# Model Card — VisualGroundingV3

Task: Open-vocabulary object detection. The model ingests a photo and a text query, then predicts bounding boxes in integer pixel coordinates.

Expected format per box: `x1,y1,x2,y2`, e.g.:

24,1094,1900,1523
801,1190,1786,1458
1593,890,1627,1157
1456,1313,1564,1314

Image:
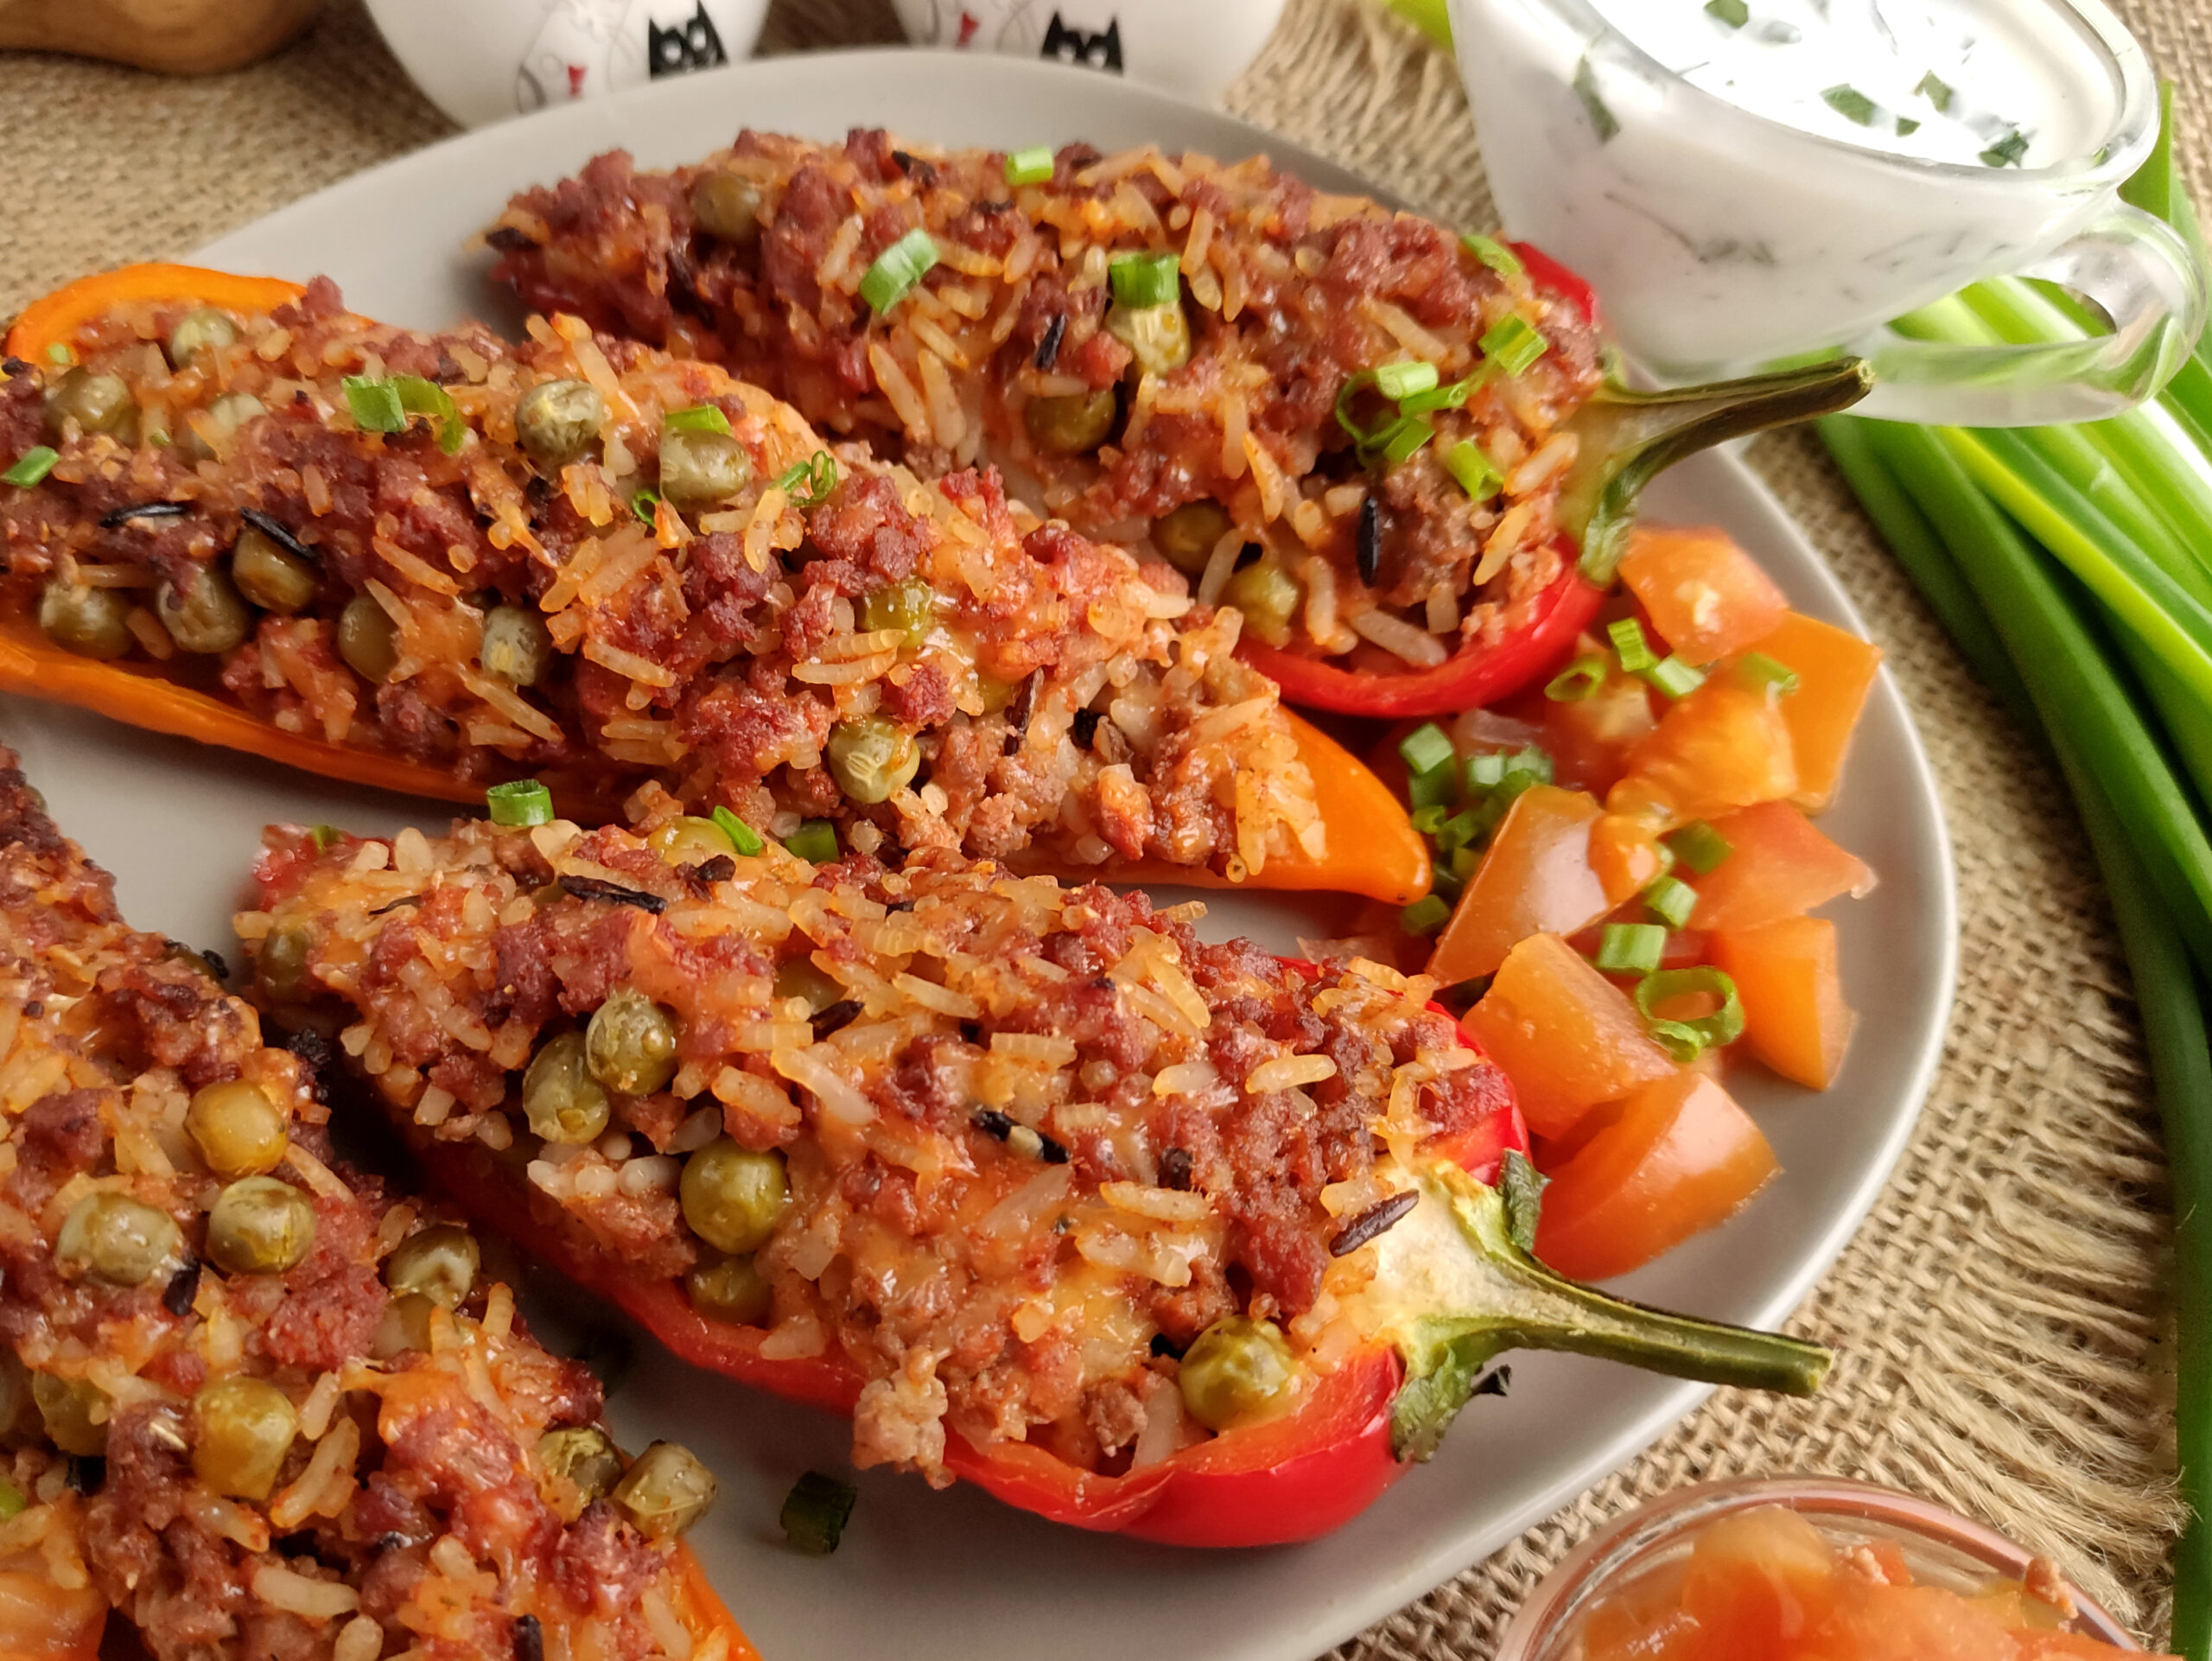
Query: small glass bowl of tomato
1495,1475,2149,1661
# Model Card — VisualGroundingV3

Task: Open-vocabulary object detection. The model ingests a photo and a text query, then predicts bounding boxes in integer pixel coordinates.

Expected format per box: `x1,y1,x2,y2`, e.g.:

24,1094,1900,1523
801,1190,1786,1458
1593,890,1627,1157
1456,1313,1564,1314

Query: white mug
1447,0,2208,423
365,0,769,130
890,0,1287,105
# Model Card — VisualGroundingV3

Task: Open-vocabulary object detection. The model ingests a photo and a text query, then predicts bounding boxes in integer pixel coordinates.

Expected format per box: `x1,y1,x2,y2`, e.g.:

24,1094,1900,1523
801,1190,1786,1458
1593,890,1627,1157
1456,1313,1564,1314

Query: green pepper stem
1562,359,1876,585
1376,1161,1830,1461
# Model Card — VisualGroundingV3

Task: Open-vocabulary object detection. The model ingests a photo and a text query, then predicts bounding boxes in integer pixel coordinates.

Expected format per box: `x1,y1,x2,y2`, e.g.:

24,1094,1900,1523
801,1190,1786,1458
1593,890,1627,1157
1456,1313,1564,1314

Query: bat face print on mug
889,0,1287,101
517,0,741,109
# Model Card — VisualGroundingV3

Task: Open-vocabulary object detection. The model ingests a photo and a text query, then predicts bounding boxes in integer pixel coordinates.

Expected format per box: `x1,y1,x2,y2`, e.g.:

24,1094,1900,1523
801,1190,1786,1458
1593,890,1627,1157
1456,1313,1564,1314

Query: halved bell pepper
2,265,1426,905
1234,246,1872,719
390,1060,1823,1547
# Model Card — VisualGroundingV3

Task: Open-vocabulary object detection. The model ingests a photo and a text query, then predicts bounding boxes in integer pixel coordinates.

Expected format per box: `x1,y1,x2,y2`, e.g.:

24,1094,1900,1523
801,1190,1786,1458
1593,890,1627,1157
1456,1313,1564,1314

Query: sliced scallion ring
1645,655,1707,699
1643,874,1699,929
1372,360,1440,401
1479,315,1549,377
1608,616,1657,674
1398,722,1457,778
392,375,467,455
664,404,733,436
780,1471,859,1556
1665,820,1733,875
1402,894,1452,936
1594,923,1666,975
1107,250,1182,310
785,819,839,864
632,488,664,526
711,805,765,857
1738,651,1801,695
1546,656,1609,702
1443,438,1503,501
1379,414,1435,468
859,230,940,315
774,449,840,509
1459,232,1525,282
486,780,555,828
3,446,58,488
342,375,406,434
1003,146,1056,187
1633,966,1745,1061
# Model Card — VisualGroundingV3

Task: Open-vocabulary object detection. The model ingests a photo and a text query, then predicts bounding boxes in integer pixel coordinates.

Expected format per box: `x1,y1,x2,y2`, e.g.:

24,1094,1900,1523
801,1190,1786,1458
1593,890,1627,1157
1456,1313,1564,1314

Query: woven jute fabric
0,0,2202,1649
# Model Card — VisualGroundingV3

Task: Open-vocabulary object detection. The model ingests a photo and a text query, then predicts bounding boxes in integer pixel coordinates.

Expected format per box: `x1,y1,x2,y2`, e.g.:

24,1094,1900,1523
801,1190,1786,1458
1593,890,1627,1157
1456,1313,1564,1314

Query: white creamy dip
1591,0,2107,170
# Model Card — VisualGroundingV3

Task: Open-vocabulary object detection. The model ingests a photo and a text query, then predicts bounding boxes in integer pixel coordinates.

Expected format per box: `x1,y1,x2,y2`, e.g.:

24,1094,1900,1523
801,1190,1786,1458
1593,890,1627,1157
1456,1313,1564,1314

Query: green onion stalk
1815,86,2212,1653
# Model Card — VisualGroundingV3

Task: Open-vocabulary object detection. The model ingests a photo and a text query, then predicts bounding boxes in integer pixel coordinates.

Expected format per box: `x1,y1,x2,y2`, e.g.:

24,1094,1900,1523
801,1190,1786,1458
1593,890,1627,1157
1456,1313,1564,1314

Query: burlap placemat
0,0,2199,1648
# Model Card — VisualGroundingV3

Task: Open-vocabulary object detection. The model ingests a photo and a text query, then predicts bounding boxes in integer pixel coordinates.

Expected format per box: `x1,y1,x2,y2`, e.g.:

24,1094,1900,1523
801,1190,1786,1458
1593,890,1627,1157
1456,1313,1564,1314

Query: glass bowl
1494,1475,2142,1661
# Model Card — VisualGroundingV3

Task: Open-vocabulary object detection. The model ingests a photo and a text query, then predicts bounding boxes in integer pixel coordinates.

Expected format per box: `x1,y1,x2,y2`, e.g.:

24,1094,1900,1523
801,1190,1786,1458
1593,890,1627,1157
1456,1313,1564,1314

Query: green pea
256,926,314,1002
687,1255,772,1327
1152,500,1234,577
860,576,936,648
385,1225,479,1309
37,579,131,660
230,526,316,614
44,368,135,441
1224,557,1302,648
191,1377,296,1501
206,1177,316,1276
825,716,919,805
336,592,399,683
1023,388,1117,455
585,988,680,1097
1178,1315,1300,1431
371,1291,436,1360
537,1425,625,1504
771,958,842,1013
1105,302,1192,378
186,1079,288,1179
54,1192,180,1287
648,817,738,867
521,1031,612,1146
513,379,606,476
611,1441,716,1539
165,307,238,370
31,1374,107,1458
156,563,251,655
690,172,765,244
480,603,553,686
658,429,750,510
679,1139,788,1256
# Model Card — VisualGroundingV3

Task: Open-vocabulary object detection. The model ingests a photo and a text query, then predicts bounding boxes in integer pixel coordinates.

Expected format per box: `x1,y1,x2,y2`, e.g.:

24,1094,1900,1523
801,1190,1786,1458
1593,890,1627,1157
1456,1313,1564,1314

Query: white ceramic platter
0,48,1956,1661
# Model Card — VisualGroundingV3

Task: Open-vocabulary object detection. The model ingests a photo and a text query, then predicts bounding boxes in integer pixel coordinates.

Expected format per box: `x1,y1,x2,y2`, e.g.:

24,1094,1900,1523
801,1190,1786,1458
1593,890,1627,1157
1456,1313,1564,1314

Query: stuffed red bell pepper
486,130,1872,716
238,797,1829,1546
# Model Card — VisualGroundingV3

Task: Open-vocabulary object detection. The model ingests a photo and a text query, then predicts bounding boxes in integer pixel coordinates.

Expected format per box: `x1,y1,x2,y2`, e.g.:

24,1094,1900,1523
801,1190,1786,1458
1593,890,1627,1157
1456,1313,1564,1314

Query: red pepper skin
1510,239,1601,328
388,962,1527,1548
1238,558,1608,719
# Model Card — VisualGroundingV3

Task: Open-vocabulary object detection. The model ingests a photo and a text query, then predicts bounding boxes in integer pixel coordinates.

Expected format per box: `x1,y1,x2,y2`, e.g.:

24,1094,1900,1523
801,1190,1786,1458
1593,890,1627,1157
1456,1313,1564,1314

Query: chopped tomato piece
1427,786,1610,983
1741,612,1883,812
1710,915,1855,1089
1797,1582,2031,1661
1608,678,1797,829
1505,647,1657,796
1619,525,1791,665
1578,1559,1701,1661
1677,1505,1837,1660
1534,1070,1778,1280
1688,802,1876,934
1590,812,1669,903
2017,1634,2176,1658
1465,933,1678,1140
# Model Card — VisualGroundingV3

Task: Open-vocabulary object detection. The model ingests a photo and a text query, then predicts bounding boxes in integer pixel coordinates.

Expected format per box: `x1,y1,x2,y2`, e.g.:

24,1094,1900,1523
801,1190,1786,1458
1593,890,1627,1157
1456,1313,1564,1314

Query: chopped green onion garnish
1634,966,1745,1061
1915,71,1955,112
1449,843,1481,881
1373,361,1440,401
1573,55,1619,143
343,375,406,433
1399,723,1458,778
1644,874,1700,930
1108,251,1182,310
712,805,765,856
664,404,733,436
44,343,71,365
1896,117,1923,137
1399,370,1491,416
781,1471,859,1556
1547,657,1609,702
775,449,840,509
1594,922,1666,974
1608,616,1657,674
1738,652,1800,695
1409,766,1461,811
1003,145,1056,186
308,824,342,852
393,375,467,455
1459,232,1525,283
1436,807,1484,855
1479,315,1548,377
3,446,58,488
1466,751,1506,790
0,1478,24,1521
859,230,940,315
1431,865,1466,904
1665,820,1733,875
1443,439,1503,501
1379,415,1435,467
632,489,663,525
1410,803,1451,835
486,780,555,827
1704,0,1748,25
1402,894,1453,936
785,818,839,864
1333,371,1387,446
1821,86,1879,127
1645,655,1707,698
1980,130,2029,169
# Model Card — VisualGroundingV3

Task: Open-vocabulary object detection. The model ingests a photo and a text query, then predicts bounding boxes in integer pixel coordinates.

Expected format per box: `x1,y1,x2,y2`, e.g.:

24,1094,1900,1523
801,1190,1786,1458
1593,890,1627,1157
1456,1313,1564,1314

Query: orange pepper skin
5,264,310,360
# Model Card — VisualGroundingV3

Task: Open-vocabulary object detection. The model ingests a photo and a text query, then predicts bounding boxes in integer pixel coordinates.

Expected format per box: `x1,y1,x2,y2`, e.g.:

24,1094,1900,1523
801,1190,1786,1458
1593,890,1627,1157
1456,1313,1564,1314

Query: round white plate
1,48,1956,1661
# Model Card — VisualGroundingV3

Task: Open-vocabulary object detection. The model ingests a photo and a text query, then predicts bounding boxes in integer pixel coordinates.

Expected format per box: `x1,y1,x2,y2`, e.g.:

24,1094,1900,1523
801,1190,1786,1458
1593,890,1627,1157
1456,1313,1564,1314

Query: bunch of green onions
1820,87,2212,1657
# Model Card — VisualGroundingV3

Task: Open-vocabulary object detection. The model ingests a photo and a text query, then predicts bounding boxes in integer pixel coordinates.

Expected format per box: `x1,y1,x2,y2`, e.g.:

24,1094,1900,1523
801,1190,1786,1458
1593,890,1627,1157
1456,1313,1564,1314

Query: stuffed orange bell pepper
0,747,754,1661
240,801,1828,1547
0,264,1425,905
